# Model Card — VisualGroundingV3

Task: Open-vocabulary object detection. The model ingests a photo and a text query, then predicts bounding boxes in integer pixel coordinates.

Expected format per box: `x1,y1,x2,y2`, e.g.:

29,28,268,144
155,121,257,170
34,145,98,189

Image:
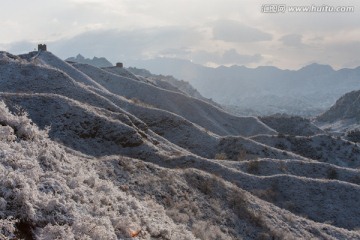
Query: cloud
212,19,272,42
46,27,204,62
192,49,262,65
1,1,360,69
191,51,218,64
323,41,360,68
158,48,191,58
222,49,262,64
280,34,305,47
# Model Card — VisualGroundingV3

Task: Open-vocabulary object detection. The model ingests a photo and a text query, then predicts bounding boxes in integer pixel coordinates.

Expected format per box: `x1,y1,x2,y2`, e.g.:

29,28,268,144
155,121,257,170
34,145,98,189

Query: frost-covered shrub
192,221,230,240
0,101,48,141
327,168,338,180
0,103,197,239
0,217,17,239
0,126,16,141
215,152,227,160
346,129,360,143
36,224,75,240
247,160,260,174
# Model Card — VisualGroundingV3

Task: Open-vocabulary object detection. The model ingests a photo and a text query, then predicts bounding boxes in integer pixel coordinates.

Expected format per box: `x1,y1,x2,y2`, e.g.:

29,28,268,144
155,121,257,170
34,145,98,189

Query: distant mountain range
66,54,113,68
128,58,360,116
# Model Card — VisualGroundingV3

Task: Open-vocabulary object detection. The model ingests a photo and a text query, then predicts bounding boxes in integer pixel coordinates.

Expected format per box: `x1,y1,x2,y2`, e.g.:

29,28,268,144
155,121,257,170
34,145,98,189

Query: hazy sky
1,0,359,69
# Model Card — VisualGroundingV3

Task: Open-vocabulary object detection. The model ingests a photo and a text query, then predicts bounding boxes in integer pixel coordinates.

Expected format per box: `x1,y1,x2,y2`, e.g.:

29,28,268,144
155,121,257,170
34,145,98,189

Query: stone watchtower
38,44,47,51
116,62,123,68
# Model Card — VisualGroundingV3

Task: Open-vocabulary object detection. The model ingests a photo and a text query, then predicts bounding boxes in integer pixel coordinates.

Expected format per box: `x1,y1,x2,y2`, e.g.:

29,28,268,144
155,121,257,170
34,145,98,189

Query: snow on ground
259,114,324,136
1,50,360,239
252,134,360,168
1,102,360,239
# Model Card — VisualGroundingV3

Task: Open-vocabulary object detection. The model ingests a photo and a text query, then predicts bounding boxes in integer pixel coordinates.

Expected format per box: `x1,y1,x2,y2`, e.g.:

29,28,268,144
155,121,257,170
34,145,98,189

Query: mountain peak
299,63,334,74
66,54,113,68
76,54,85,60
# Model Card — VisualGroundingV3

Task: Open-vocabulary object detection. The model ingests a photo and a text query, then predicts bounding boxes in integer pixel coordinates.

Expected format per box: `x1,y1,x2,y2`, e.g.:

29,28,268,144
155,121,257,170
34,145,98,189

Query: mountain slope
259,114,324,136
0,51,276,160
125,67,219,106
317,90,360,122
70,62,275,137
315,90,360,132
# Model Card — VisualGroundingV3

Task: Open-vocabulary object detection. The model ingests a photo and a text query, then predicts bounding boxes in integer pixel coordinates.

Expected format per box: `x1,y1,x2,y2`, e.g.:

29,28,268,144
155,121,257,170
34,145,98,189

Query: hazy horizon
1,0,359,70
68,54,360,71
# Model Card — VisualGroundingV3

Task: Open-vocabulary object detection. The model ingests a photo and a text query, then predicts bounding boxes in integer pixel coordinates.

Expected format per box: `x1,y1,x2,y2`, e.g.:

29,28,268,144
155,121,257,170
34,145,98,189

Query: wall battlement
38,44,47,51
